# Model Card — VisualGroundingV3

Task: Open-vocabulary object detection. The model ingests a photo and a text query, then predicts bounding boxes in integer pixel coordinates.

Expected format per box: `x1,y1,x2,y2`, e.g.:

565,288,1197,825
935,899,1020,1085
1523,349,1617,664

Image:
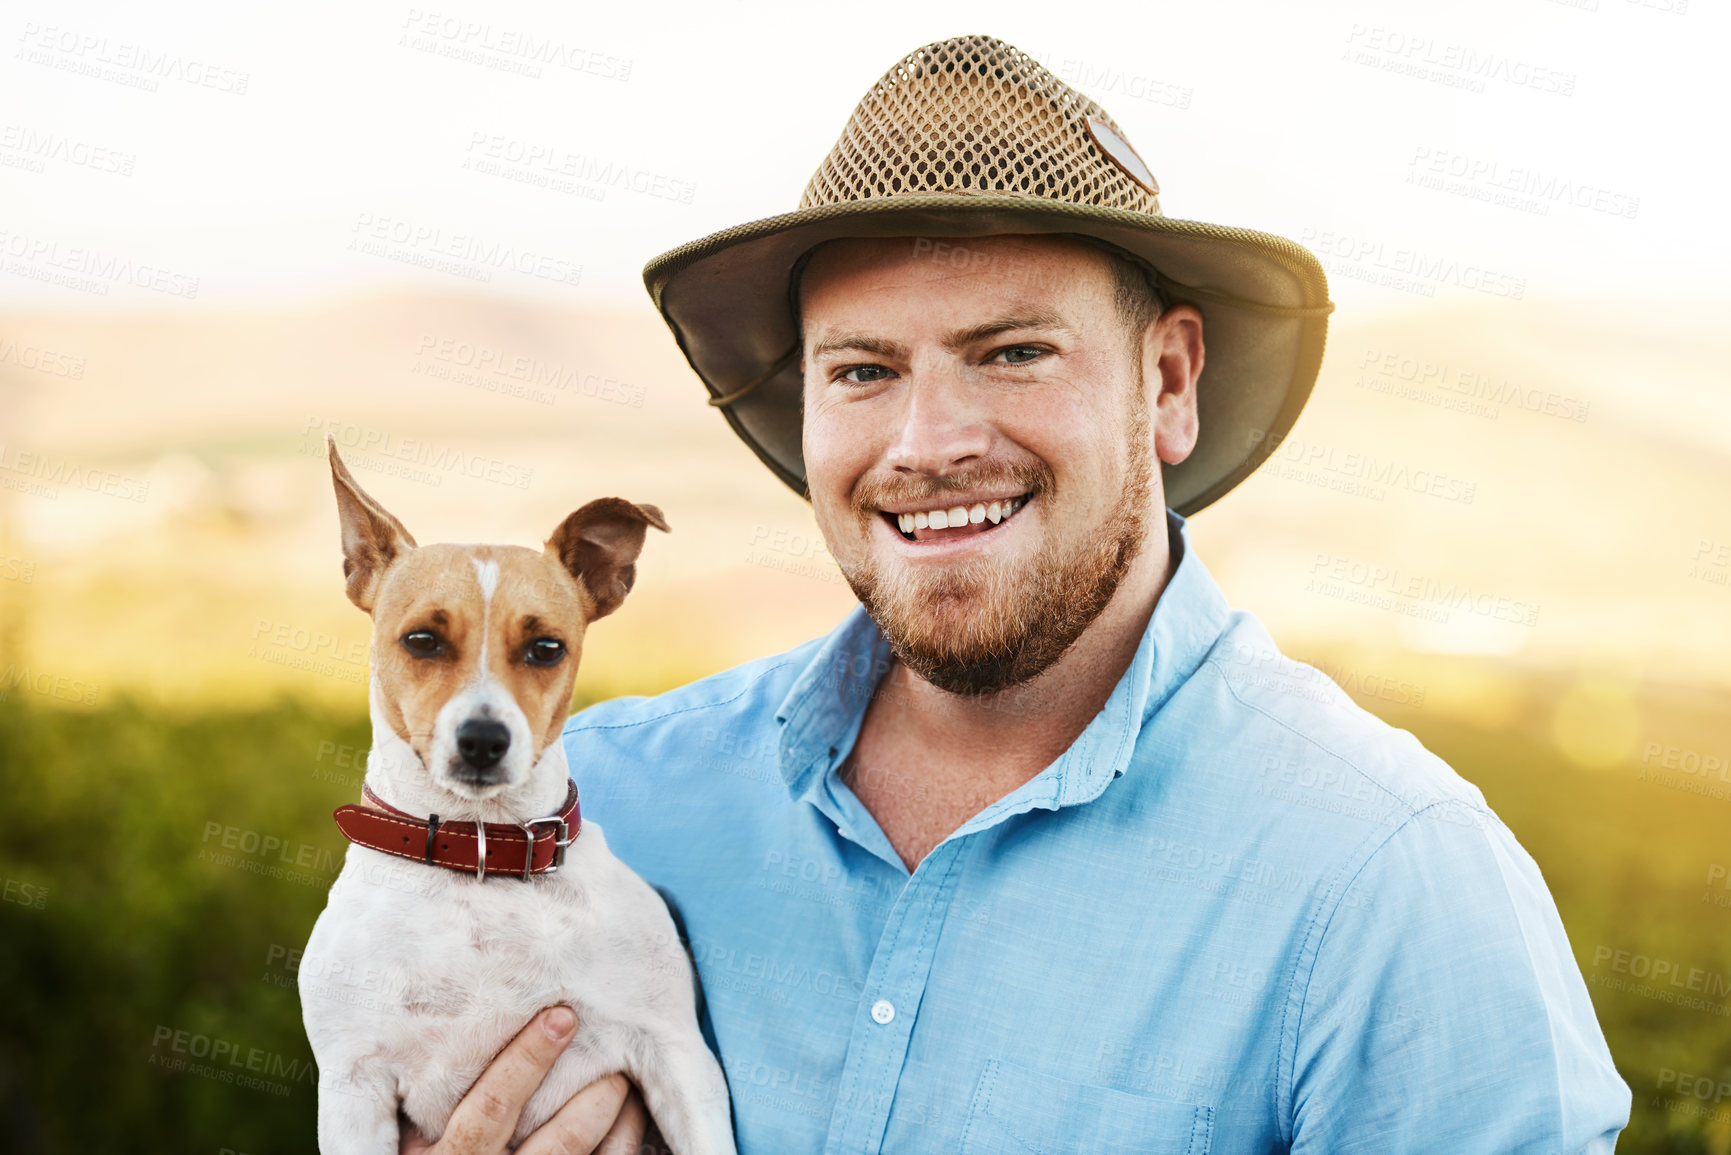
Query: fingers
597,1087,652,1155
639,1113,670,1155
516,1073,633,1155
400,1113,432,1155
437,1006,579,1153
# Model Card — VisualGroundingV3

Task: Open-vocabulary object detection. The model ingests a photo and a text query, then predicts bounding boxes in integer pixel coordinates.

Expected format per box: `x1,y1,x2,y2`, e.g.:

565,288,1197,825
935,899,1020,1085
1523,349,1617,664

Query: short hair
1063,234,1168,349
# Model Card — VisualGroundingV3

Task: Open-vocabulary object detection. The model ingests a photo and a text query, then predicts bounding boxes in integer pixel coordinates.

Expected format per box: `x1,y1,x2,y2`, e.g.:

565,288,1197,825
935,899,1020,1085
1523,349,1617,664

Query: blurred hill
0,290,1727,730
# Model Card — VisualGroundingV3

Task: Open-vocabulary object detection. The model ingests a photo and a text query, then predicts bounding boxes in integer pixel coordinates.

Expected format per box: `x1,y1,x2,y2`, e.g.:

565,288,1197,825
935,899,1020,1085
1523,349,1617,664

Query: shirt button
870,999,895,1025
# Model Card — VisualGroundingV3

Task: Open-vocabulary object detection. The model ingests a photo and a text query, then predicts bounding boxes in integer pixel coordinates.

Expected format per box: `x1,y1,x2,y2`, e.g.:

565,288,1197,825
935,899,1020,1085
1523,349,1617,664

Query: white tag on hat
1085,116,1160,195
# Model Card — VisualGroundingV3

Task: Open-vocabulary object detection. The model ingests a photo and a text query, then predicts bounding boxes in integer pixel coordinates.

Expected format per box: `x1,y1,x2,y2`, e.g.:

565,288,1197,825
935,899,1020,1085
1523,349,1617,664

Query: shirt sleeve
1287,798,1630,1154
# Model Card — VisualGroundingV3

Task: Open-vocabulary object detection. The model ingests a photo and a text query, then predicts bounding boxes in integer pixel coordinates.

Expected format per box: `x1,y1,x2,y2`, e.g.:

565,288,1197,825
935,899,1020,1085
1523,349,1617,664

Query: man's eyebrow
809,334,907,359
808,312,1074,360
943,311,1074,350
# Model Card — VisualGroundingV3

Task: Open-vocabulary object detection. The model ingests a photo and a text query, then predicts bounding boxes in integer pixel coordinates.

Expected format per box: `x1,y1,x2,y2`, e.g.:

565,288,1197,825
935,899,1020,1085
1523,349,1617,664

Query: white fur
300,670,736,1153
424,675,534,801
418,558,532,802
472,557,500,601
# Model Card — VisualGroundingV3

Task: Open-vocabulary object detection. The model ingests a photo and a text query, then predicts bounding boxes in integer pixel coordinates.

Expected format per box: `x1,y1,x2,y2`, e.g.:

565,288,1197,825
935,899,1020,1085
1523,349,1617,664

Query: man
411,35,1629,1154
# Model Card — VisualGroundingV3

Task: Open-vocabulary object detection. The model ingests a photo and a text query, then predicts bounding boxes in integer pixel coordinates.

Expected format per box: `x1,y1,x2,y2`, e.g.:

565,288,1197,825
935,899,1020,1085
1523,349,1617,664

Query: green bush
0,694,365,1153
1,693,1726,1152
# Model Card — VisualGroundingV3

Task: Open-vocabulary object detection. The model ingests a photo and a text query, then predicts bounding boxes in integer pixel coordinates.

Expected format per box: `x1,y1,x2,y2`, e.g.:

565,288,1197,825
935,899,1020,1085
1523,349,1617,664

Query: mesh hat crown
643,34,1334,515
800,36,1161,212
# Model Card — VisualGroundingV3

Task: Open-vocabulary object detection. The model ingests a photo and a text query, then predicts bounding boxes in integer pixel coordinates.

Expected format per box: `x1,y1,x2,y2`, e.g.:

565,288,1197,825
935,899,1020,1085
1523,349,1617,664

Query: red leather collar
333,780,579,881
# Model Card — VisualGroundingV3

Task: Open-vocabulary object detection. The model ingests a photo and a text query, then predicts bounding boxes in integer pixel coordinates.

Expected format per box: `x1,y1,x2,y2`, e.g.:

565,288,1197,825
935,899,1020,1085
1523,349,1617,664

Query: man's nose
883,374,991,476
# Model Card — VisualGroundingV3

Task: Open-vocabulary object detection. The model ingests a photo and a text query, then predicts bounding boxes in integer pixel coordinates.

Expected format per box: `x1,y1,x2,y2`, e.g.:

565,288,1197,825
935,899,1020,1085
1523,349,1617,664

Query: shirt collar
772,509,1232,810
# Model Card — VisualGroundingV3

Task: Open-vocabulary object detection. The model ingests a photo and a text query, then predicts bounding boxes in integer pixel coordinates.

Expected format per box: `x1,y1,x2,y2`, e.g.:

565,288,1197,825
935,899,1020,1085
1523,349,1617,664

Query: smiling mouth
882,494,1031,543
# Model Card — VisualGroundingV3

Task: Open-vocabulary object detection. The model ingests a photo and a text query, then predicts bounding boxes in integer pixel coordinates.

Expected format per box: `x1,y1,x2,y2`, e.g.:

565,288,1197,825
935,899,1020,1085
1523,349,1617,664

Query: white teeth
892,495,1028,537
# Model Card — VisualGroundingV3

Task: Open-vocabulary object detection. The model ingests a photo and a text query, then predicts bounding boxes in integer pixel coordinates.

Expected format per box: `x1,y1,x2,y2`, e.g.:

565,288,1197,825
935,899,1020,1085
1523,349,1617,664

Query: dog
299,436,736,1154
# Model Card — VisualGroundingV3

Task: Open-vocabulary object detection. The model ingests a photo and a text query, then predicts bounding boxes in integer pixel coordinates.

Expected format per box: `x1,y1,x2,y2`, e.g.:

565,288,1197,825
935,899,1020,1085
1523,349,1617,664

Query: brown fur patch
544,499,670,621
329,439,666,759
370,545,589,764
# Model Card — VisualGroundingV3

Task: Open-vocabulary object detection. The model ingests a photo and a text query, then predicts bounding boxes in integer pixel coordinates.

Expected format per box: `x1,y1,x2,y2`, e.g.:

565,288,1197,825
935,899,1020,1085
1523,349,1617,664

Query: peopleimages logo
1407,146,1639,220
0,229,200,298
411,335,646,408
148,1025,314,1097
1354,347,1591,423
0,123,136,176
15,23,251,95
0,337,86,379
0,444,149,502
397,9,633,82
462,132,696,204
1247,428,1478,505
347,212,582,288
1306,552,1542,627
303,417,536,490
1589,945,1731,1013
1341,24,1577,96
1298,227,1526,300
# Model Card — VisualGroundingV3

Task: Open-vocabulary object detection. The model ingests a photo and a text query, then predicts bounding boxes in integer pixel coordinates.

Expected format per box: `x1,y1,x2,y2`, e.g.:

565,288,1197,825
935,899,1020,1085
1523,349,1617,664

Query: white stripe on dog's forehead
471,558,500,599
471,557,500,667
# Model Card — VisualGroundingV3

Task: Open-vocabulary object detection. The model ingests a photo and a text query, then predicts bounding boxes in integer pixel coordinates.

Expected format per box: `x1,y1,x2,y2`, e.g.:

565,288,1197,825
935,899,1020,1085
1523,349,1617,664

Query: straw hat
642,34,1334,515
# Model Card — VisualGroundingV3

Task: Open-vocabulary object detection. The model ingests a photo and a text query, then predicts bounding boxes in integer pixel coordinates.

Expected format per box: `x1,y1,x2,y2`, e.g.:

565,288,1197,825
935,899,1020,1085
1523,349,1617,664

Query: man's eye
401,630,443,657
837,365,893,384
525,637,566,667
994,345,1044,365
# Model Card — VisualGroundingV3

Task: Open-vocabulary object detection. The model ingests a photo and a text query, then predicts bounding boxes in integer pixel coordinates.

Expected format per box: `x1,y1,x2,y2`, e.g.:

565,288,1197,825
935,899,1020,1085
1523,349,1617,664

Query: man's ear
545,499,671,621
328,434,417,613
1148,303,1204,466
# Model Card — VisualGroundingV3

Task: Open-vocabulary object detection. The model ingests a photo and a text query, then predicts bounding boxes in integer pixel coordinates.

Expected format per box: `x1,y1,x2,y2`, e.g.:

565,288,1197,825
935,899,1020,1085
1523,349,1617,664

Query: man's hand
399,1006,656,1155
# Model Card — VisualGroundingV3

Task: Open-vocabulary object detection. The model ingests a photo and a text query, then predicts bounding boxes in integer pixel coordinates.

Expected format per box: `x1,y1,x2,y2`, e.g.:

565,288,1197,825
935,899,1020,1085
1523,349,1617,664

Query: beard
837,388,1155,697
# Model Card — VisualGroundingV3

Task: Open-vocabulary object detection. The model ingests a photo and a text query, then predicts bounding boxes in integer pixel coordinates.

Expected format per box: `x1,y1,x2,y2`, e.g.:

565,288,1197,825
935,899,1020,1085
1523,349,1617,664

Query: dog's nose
456,719,511,770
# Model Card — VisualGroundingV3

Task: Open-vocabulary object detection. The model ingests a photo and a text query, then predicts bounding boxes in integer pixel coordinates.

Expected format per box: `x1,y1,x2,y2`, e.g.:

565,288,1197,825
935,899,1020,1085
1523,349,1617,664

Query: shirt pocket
957,1058,1213,1155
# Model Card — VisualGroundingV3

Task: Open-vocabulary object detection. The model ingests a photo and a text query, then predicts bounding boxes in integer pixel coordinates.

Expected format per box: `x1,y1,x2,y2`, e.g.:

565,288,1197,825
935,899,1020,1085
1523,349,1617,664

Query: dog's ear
327,434,418,613
545,499,670,621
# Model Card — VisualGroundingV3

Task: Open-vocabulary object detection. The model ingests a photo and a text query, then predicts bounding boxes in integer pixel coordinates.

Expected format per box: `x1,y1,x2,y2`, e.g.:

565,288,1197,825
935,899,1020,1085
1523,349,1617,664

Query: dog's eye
525,637,566,667
401,630,443,657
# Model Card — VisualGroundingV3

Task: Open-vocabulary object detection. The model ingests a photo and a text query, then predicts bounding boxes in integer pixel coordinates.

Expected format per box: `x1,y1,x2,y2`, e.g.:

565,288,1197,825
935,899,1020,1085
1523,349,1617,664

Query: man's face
799,234,1199,695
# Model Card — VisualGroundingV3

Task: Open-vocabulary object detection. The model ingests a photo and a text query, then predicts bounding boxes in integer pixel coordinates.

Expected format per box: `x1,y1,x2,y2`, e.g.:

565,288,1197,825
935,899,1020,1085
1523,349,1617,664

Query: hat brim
642,195,1332,516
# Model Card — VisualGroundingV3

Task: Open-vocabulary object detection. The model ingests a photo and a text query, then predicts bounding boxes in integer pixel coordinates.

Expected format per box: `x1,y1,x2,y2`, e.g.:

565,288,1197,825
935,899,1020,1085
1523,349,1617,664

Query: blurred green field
2,684,1727,1153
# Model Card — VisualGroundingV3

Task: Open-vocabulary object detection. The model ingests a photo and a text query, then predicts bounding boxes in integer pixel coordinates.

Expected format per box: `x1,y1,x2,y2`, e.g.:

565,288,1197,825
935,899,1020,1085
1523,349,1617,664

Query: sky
2,0,1726,317
2,0,1729,702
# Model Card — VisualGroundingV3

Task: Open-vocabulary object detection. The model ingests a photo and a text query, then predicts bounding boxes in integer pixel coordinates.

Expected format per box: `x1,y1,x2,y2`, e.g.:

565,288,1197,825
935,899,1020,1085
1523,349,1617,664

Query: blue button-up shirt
562,512,1630,1153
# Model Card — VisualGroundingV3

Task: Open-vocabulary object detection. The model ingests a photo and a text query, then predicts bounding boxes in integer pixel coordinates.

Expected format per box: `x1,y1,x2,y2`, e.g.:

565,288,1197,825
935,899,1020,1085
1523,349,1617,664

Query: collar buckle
519,816,571,881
